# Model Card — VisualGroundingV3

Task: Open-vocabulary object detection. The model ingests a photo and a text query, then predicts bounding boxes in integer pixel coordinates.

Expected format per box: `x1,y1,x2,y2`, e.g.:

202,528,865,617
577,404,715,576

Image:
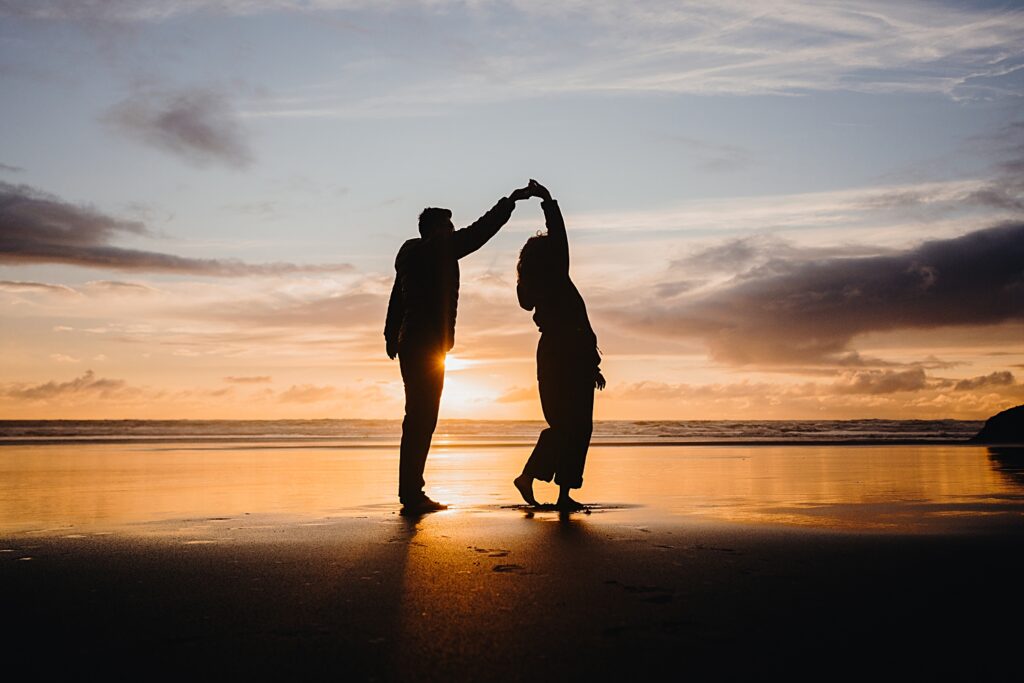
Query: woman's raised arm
529,180,569,272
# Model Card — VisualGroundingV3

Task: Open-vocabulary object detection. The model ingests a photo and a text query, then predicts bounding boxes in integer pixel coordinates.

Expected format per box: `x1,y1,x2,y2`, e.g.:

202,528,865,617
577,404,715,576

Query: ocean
0,418,983,445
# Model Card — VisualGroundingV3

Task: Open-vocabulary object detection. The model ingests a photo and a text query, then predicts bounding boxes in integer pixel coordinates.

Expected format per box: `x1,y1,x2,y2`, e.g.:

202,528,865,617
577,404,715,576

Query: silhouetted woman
513,180,605,511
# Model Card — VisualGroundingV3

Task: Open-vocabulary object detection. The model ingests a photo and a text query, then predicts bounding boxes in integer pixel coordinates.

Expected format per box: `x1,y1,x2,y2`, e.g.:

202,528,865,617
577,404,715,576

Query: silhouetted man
385,183,533,514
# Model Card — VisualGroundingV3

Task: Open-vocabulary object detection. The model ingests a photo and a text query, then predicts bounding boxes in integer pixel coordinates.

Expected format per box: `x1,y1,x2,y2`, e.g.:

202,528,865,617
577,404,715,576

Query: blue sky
1,1,1022,419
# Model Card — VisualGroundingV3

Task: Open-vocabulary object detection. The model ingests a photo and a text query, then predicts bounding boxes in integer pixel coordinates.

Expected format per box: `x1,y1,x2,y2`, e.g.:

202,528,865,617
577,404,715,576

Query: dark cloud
0,162,23,173
0,182,351,275
831,369,927,395
624,222,1024,365
3,370,128,401
103,86,253,168
224,375,272,384
0,279,77,295
954,371,1015,392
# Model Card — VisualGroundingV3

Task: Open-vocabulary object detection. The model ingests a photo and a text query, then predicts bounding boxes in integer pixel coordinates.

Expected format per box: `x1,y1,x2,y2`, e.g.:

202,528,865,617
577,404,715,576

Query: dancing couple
384,180,605,515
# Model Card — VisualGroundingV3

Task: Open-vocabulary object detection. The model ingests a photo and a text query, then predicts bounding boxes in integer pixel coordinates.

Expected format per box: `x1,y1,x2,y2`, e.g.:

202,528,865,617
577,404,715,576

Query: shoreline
0,437,996,447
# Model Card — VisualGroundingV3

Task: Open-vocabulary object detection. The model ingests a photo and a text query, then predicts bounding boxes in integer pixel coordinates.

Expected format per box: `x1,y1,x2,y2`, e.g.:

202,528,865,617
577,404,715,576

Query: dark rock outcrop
972,404,1024,444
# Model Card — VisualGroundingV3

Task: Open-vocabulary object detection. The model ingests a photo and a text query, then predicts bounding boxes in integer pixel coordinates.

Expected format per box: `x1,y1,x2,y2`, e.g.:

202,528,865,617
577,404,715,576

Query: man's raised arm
453,183,532,259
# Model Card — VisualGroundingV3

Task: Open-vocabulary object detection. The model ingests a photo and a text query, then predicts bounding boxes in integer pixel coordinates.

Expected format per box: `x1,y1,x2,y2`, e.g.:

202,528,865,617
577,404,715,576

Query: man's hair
418,207,453,237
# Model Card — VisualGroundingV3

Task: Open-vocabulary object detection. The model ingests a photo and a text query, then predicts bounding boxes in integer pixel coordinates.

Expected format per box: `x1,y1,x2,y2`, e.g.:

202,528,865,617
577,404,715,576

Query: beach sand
2,442,1023,680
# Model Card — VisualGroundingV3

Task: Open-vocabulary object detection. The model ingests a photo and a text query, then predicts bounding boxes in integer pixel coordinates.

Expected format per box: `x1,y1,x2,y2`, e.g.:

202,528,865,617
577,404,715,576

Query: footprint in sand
604,579,674,604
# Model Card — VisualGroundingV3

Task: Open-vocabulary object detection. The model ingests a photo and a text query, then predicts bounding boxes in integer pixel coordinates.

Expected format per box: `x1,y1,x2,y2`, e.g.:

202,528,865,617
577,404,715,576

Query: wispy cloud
0,280,78,295
496,386,536,403
0,162,23,173
224,375,272,384
608,370,1024,419
0,182,351,275
666,135,755,173
83,280,157,294
278,384,337,403
562,174,1023,238
103,85,254,168
6,2,1021,111
2,370,130,401
197,288,386,329
244,1,1024,117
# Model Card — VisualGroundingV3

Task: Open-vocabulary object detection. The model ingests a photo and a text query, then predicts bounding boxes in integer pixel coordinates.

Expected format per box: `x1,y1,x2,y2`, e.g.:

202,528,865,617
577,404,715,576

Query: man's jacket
385,197,514,355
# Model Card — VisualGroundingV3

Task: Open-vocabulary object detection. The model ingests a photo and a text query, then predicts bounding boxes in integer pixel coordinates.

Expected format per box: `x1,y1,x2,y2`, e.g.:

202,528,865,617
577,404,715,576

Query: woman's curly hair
517,232,557,286
516,232,558,310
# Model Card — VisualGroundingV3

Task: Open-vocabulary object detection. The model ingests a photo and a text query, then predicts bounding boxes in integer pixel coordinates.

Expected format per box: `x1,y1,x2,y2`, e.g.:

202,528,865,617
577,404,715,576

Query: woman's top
516,200,600,374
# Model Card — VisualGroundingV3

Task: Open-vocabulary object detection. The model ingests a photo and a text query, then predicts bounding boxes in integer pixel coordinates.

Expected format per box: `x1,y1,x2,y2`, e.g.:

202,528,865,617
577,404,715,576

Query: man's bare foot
513,474,538,506
556,495,585,512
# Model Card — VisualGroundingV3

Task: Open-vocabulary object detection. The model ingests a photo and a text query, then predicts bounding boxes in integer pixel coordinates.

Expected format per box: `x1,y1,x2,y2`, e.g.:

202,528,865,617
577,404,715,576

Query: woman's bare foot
513,474,538,506
556,494,585,512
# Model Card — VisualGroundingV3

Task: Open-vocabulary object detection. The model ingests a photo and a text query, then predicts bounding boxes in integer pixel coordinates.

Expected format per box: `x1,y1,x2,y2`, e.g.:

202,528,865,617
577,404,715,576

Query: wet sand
2,443,1023,679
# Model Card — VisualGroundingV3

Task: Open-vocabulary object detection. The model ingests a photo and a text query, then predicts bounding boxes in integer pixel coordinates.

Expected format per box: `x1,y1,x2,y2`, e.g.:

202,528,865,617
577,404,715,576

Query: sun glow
442,355,480,372
439,375,494,417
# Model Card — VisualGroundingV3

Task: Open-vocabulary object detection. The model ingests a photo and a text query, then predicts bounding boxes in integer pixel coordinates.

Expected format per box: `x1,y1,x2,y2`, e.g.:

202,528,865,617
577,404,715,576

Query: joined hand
510,179,553,202
509,183,533,202
528,179,552,202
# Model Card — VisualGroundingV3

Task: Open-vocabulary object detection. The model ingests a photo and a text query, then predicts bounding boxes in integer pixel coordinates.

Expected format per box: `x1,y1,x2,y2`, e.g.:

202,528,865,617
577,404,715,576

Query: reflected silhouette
518,502,594,522
385,182,535,514
513,180,604,513
987,446,1024,487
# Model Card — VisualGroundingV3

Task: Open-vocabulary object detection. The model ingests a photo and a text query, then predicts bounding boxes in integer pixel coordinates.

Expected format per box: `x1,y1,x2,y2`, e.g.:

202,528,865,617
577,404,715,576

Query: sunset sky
1,0,1022,420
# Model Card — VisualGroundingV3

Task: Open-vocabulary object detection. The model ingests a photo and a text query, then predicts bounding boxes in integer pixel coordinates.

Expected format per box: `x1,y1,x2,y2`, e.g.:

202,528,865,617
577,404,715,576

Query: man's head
418,207,454,239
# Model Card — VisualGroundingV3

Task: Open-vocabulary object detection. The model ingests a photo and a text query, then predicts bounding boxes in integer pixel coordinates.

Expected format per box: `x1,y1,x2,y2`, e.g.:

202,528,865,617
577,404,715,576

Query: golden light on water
1,443,1020,534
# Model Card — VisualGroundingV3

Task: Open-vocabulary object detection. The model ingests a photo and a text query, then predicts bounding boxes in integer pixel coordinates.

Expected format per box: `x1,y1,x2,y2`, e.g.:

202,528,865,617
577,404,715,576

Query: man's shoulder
395,237,423,269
